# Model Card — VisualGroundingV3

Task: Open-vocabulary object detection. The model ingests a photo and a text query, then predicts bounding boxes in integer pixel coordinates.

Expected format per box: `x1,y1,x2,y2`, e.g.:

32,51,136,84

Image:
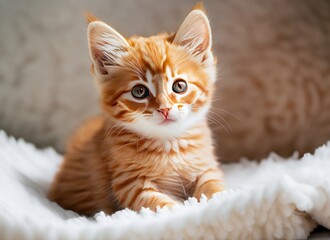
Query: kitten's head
87,7,216,138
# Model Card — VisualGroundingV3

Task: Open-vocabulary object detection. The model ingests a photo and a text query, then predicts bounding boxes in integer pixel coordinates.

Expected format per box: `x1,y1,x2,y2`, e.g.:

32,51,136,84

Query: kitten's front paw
194,183,224,200
161,202,175,209
157,202,180,211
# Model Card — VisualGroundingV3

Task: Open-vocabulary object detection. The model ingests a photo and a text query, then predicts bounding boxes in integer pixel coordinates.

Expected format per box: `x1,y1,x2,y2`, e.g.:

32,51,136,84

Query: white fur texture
0,130,329,239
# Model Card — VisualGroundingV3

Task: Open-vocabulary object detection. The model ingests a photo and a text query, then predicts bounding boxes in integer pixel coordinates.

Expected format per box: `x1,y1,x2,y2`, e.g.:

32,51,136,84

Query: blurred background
0,0,330,162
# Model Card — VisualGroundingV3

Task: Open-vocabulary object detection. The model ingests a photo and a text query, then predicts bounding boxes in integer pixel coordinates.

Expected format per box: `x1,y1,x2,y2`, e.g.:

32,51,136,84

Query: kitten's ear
87,21,129,76
173,9,212,62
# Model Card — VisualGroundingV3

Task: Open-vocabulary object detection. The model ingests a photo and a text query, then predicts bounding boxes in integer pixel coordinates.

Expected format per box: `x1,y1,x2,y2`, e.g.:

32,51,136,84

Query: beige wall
1,0,330,162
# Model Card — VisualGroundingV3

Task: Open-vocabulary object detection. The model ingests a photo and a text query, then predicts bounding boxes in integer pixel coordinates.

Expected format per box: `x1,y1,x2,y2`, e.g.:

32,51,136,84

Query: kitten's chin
123,118,184,139
158,119,176,125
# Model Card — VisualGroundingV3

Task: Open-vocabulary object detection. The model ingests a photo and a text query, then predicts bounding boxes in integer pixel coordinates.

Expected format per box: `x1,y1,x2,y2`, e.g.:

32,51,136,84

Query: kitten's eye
172,79,187,94
131,85,150,99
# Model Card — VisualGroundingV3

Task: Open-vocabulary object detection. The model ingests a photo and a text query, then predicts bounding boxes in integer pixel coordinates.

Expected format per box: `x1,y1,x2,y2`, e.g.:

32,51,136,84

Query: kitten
48,6,224,216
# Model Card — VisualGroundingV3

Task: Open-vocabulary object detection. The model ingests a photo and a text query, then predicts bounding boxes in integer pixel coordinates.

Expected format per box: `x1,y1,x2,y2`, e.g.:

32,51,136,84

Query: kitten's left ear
173,9,212,62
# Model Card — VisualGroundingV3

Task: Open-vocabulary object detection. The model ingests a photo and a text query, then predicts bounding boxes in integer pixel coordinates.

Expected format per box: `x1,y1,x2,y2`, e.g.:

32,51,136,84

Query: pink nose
157,108,170,118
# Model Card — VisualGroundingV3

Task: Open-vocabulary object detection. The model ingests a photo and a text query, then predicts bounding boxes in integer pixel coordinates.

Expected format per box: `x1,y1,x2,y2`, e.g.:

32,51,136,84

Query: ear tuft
173,9,212,60
193,2,206,12
84,11,99,24
87,21,129,76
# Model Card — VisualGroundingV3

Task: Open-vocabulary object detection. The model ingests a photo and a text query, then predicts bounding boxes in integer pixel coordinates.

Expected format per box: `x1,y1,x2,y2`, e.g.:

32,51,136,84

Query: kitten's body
49,6,224,215
49,116,220,215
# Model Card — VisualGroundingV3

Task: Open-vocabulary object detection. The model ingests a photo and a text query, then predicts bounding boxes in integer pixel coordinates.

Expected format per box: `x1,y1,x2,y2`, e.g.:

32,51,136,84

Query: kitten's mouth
159,119,175,125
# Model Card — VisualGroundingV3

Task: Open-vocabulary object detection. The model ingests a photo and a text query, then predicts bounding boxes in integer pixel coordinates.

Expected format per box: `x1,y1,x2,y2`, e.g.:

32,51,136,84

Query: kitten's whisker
208,110,233,132
208,117,230,135
117,101,131,111
207,115,231,136
105,122,121,139
114,125,127,138
210,98,225,103
210,108,245,125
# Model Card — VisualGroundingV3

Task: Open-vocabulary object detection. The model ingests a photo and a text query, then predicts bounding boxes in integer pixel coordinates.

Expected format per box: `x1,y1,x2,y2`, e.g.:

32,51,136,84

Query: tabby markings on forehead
145,70,156,96
140,49,156,72
139,40,168,74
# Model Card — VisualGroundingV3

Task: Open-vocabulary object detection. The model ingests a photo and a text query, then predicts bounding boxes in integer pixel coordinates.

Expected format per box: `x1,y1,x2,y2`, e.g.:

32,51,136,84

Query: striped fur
48,7,224,215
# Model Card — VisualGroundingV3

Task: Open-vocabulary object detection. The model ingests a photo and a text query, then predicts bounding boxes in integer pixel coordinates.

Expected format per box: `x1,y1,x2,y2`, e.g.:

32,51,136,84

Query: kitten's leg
115,183,177,211
193,168,224,200
131,189,177,211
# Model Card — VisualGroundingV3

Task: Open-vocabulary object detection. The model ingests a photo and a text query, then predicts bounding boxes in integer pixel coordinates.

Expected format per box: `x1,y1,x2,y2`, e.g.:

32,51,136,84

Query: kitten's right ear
87,21,129,76
173,8,212,63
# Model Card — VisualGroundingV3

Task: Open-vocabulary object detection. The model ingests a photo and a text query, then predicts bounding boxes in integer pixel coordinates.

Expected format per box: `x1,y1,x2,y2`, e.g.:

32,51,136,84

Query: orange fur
48,7,224,215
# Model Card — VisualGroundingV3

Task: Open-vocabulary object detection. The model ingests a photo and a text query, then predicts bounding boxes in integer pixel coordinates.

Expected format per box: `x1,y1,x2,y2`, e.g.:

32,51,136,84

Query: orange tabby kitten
48,6,224,216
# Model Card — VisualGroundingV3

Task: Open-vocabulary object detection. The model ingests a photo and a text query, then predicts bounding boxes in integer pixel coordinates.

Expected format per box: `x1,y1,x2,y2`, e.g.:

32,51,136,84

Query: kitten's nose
157,108,170,118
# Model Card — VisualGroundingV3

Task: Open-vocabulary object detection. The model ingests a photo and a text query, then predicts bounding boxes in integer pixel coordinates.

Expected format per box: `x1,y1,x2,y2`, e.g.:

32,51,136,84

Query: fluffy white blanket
0,130,329,240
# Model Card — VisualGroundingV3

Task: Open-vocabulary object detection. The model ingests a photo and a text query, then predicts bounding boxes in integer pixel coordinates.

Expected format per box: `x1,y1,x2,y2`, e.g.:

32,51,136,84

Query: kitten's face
88,9,216,138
